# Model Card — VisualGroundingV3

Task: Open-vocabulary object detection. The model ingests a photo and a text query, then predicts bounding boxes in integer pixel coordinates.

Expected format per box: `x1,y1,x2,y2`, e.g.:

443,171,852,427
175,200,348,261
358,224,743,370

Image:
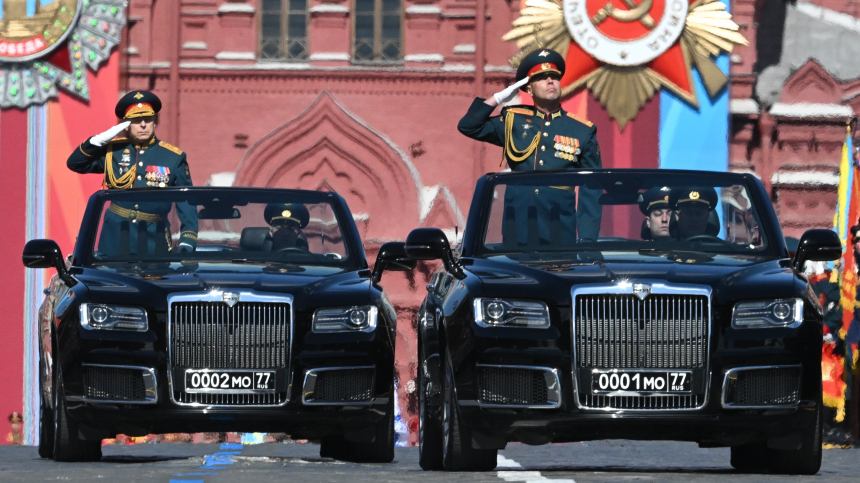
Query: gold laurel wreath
503,0,749,130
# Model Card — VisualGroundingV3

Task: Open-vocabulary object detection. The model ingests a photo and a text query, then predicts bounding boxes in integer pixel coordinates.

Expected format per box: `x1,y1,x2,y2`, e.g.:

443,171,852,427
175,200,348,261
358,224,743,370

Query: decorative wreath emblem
0,0,127,109
504,0,748,128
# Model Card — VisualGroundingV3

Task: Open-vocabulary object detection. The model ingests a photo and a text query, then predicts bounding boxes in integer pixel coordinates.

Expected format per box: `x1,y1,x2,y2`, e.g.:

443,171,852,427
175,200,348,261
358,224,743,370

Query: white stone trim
310,3,350,13
404,53,444,63
441,63,476,72
769,102,854,118
182,41,208,50
406,5,442,15
795,2,860,34
771,171,839,186
309,52,351,61
125,46,139,55
484,64,515,72
131,61,170,69
218,3,255,14
215,51,256,60
730,98,760,115
453,44,475,54
180,62,311,70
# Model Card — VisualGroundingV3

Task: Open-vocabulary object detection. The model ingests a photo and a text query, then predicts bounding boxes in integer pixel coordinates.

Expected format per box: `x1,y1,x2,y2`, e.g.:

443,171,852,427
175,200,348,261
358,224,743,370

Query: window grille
353,0,402,63
260,0,309,61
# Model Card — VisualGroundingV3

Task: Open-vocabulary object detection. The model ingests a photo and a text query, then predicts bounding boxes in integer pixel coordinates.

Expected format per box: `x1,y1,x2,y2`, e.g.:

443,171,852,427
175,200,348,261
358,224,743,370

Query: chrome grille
170,302,289,369
574,294,708,369
169,297,291,406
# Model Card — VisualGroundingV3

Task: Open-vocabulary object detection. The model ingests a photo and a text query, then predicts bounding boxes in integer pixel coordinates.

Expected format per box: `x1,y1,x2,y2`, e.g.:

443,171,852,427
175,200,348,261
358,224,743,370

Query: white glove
492,77,530,105
89,121,130,147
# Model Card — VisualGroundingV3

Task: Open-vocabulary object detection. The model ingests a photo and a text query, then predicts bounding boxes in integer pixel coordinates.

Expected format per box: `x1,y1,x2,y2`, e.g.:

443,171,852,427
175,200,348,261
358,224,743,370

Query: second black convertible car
406,169,841,474
23,187,415,462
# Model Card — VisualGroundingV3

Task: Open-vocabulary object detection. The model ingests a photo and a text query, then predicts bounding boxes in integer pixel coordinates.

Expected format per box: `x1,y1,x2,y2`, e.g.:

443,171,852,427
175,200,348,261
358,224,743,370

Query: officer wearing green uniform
67,90,198,257
458,48,602,244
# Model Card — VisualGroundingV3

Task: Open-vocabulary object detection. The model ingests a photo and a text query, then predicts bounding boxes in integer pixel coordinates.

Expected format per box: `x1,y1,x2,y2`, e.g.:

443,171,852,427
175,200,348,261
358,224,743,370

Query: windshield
477,171,775,262
86,189,354,268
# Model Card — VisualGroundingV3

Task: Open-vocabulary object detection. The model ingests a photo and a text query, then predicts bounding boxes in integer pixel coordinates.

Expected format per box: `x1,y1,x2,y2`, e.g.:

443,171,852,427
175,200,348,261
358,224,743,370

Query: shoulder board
506,107,535,116
159,141,184,155
108,137,128,144
566,112,594,127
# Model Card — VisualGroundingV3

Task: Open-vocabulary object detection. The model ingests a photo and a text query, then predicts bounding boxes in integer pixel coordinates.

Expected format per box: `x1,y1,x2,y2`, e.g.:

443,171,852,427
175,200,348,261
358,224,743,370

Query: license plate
591,369,692,394
185,370,275,393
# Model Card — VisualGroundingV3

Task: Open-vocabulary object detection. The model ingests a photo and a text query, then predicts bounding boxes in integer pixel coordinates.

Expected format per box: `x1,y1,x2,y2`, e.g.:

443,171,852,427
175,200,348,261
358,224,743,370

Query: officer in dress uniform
264,203,310,251
669,187,719,239
67,90,198,257
458,48,602,244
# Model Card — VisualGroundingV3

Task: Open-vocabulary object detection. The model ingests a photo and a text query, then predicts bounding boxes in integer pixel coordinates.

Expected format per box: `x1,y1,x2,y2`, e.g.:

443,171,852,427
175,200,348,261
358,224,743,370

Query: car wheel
52,367,102,462
766,401,822,475
418,344,443,471
729,441,767,472
320,392,395,463
441,358,497,471
37,357,54,459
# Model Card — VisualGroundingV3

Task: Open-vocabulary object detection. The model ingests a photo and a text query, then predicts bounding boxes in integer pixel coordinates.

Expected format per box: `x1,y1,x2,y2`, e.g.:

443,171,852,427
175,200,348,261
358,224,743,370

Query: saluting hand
89,121,131,147
491,77,530,105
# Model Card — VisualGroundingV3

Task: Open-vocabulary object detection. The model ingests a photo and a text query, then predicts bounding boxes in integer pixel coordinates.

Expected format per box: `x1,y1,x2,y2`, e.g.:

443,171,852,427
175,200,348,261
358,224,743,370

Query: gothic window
353,0,402,63
260,0,309,61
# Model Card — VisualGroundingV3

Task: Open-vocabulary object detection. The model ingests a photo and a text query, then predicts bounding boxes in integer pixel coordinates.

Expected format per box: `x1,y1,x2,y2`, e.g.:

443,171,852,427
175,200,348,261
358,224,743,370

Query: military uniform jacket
67,136,198,253
457,98,603,242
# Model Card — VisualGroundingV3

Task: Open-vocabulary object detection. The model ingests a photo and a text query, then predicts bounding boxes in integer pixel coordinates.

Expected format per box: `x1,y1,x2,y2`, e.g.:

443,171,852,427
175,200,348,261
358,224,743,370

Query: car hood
73,263,372,311
467,256,798,306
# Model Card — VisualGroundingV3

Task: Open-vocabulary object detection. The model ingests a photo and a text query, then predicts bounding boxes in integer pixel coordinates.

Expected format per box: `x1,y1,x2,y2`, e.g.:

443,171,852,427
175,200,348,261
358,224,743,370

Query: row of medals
145,171,168,188
554,142,580,161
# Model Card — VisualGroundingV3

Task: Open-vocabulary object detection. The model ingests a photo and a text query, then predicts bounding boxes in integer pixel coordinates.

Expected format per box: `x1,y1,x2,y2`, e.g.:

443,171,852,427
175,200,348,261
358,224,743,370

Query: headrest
240,227,272,251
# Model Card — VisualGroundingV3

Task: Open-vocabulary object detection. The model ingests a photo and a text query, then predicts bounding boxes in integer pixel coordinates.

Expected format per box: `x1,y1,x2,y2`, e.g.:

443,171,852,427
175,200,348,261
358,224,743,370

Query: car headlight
474,298,550,328
312,306,378,333
79,303,148,331
732,299,803,328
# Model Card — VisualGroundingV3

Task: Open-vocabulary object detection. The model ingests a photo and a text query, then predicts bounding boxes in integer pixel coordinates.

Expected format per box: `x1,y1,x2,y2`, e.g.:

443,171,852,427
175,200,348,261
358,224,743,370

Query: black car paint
32,188,398,441
415,170,828,449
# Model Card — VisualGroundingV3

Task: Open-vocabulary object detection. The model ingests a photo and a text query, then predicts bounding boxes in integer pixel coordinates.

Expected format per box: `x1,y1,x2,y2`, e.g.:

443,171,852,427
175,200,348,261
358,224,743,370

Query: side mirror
405,228,465,279
22,239,76,286
793,229,842,272
371,242,417,284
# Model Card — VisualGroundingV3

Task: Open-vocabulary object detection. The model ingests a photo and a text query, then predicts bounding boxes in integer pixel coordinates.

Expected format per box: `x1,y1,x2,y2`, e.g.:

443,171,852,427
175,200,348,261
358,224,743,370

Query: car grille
312,368,375,403
170,301,290,406
574,292,709,410
83,366,147,402
724,366,801,407
477,366,549,406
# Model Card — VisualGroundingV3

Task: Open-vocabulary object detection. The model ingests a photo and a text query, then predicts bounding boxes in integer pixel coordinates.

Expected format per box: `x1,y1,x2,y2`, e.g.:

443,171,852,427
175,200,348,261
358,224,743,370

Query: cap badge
282,210,292,218
538,50,549,57
134,92,144,99
690,191,700,199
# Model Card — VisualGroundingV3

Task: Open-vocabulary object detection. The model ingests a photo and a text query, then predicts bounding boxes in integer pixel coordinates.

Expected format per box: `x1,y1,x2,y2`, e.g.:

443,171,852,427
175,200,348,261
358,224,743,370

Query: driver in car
264,203,310,251
670,188,718,239
640,186,673,241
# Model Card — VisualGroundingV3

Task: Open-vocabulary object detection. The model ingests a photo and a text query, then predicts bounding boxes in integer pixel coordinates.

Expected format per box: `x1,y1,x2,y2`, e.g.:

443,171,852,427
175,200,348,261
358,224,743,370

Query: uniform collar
133,136,157,149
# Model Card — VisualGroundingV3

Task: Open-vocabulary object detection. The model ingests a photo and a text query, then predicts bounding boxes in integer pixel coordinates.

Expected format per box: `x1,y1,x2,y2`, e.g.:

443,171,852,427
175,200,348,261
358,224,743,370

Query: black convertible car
405,169,841,474
22,187,414,462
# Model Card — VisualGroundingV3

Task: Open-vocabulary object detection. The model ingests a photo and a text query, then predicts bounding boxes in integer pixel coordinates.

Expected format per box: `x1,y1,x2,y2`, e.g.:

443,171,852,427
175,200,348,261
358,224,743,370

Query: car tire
766,401,822,475
37,356,54,459
320,394,395,463
418,343,443,471
729,441,767,472
52,368,102,462
441,359,497,471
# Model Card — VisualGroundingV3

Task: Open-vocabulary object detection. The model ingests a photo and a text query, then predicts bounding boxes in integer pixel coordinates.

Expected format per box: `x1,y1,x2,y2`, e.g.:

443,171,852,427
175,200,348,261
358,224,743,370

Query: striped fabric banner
24,105,48,445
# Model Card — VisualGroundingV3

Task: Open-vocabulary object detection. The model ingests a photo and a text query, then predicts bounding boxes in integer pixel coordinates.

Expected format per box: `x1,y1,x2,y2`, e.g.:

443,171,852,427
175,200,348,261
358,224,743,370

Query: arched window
353,0,402,63
260,0,309,60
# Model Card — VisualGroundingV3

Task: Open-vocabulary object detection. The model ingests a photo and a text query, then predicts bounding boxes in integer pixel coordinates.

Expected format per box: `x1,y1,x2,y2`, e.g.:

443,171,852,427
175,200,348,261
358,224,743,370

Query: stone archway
234,91,422,241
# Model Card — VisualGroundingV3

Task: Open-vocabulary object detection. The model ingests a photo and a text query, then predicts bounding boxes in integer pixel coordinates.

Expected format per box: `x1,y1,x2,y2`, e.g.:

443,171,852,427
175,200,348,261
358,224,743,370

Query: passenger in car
264,203,310,251
670,188,719,239
639,186,673,241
